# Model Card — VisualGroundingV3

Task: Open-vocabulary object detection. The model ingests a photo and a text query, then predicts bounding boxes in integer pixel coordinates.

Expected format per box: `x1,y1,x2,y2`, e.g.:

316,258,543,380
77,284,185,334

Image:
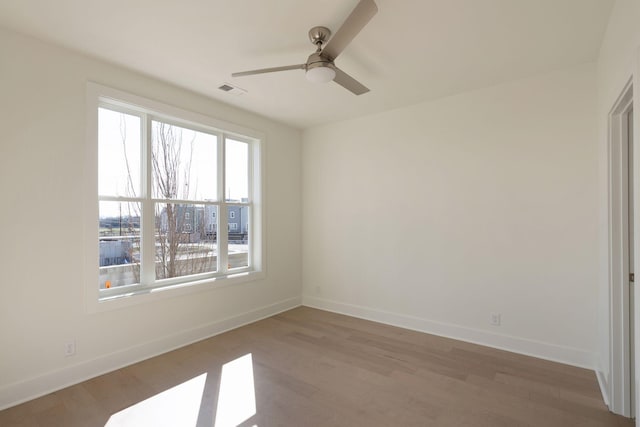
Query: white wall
595,0,640,412
0,27,302,409
302,64,599,367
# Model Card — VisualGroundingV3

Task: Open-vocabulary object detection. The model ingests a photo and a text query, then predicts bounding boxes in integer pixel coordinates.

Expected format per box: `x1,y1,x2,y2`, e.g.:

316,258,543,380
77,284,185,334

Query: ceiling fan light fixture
305,65,336,84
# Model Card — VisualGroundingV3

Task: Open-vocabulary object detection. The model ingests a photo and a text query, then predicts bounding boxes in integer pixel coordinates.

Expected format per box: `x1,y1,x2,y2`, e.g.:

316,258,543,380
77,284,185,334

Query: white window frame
84,83,265,312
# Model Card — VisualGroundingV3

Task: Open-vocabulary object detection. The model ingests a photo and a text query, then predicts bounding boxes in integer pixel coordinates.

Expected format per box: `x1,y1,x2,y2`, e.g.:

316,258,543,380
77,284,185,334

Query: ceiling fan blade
321,0,378,61
333,67,369,95
232,64,305,77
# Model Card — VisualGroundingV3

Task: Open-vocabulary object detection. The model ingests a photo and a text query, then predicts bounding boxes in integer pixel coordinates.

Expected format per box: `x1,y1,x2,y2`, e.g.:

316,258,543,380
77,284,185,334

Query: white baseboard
302,296,596,369
596,370,610,408
0,296,301,411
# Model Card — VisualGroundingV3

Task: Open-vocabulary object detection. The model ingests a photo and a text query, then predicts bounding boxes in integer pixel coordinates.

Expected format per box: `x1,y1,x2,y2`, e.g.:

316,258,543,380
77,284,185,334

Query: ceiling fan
232,0,378,95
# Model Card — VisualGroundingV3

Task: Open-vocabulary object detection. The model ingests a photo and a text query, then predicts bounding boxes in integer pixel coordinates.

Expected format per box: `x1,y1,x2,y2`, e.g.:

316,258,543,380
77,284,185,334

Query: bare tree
151,122,214,279
104,115,216,288
152,122,187,278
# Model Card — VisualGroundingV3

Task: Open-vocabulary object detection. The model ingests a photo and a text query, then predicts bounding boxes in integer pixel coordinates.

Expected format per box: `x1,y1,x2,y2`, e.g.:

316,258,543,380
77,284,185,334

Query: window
89,83,263,304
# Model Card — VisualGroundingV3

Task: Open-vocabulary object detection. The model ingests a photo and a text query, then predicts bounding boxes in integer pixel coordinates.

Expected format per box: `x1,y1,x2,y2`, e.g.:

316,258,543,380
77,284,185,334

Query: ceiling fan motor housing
305,52,336,83
306,52,334,70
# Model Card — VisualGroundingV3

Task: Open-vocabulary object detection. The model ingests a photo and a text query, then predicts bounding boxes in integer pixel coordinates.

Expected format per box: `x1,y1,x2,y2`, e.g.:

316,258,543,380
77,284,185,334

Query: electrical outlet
64,340,76,357
490,312,501,326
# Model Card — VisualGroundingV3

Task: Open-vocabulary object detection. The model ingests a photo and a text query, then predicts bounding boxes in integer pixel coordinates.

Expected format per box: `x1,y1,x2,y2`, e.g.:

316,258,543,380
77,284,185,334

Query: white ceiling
0,0,614,129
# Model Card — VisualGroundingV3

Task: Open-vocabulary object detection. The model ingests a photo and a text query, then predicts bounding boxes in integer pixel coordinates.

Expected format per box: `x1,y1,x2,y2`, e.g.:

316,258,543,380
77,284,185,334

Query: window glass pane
98,108,141,197
225,139,249,202
155,203,218,280
227,206,249,269
99,201,140,289
152,121,217,201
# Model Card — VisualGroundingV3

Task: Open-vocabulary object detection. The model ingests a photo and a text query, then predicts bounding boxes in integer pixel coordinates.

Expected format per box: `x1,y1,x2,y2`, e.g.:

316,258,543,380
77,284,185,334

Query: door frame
608,78,634,417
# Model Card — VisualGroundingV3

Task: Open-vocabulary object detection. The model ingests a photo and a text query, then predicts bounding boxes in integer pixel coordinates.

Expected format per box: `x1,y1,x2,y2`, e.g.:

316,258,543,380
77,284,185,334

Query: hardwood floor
0,307,633,426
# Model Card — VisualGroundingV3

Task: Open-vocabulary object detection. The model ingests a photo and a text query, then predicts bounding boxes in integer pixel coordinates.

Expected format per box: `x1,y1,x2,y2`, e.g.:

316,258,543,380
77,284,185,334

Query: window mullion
218,134,228,273
140,114,155,285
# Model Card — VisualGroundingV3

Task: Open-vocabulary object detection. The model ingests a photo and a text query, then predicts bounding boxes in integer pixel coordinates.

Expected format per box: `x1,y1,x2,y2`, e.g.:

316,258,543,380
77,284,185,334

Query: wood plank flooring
0,306,633,426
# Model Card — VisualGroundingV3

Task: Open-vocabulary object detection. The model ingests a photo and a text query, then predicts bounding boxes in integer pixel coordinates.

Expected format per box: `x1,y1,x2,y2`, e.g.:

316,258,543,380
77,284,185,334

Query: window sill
85,270,266,314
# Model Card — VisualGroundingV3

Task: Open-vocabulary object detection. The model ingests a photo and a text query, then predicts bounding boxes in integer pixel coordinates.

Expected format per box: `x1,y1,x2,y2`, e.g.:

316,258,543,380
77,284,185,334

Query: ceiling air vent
218,83,247,96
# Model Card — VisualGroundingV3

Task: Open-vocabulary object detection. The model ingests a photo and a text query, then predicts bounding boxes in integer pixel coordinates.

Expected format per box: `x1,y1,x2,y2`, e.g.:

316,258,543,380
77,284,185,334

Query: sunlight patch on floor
215,353,256,427
105,373,207,427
